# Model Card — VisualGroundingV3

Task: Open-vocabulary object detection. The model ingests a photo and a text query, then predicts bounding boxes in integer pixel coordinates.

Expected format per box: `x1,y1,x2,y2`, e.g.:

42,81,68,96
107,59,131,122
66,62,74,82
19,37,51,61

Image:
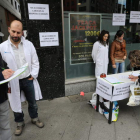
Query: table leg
108,101,113,124
96,94,99,112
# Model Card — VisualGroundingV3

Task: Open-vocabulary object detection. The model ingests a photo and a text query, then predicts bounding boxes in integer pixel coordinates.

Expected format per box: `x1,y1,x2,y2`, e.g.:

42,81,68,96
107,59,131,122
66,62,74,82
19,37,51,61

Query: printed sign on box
96,77,133,101
112,83,131,101
96,78,112,101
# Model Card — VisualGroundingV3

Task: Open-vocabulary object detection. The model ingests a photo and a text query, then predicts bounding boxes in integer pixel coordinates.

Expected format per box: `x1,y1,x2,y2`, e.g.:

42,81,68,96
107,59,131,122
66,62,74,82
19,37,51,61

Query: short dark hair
98,30,110,44
114,30,124,40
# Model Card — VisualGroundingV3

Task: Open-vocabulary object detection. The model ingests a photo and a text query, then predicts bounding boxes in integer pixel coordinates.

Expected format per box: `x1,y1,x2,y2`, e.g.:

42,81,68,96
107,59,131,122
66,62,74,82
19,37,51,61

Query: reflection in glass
63,0,140,79
64,0,128,13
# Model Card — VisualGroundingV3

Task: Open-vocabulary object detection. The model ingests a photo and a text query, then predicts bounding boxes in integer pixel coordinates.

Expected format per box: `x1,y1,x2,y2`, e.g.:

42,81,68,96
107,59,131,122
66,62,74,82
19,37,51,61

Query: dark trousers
14,79,38,122
0,100,11,140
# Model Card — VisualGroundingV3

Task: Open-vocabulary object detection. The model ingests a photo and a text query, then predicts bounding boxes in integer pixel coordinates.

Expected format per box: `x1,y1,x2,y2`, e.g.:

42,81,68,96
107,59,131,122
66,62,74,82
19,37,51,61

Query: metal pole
120,0,124,13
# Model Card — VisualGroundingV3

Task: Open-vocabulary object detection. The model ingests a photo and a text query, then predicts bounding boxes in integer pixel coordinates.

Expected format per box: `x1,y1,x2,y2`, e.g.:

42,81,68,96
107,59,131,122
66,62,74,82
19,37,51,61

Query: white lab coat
0,37,42,113
91,41,109,77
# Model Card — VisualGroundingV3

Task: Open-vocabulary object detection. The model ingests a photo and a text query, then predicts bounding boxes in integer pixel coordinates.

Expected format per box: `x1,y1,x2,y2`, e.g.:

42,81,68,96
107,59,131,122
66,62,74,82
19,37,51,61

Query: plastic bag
127,81,140,106
103,101,119,122
88,92,104,114
88,94,119,121
89,92,97,109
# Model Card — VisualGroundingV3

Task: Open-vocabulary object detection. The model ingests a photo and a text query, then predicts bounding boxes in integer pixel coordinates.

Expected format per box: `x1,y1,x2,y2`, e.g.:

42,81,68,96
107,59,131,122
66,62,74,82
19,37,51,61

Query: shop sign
70,14,101,64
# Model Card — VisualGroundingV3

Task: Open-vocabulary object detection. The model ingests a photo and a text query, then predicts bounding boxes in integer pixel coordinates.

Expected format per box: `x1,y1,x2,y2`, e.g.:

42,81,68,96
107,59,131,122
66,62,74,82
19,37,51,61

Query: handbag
127,81,140,106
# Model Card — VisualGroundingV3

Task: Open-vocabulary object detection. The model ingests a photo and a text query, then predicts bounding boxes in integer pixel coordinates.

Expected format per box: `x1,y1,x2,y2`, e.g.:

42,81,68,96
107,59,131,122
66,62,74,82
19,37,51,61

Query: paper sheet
104,77,123,84
0,63,28,85
117,75,129,80
132,73,140,77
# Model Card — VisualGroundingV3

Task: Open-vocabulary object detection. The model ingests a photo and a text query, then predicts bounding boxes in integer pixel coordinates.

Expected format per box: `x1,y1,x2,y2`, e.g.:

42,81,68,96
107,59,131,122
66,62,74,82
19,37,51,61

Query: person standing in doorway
0,20,44,136
110,30,127,74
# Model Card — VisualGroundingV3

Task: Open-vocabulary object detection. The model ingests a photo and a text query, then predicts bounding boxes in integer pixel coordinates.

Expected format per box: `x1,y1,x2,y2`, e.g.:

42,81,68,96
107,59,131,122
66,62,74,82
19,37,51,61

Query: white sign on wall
28,3,50,20
39,32,59,47
112,13,126,26
130,11,140,23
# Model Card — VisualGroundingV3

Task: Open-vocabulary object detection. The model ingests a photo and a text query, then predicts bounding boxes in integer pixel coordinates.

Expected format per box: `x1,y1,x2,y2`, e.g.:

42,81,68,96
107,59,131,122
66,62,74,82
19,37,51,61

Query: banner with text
70,14,101,64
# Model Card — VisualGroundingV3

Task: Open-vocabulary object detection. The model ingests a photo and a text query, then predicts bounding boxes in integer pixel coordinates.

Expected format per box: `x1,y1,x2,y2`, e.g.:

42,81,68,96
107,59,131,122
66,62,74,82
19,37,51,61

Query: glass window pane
63,0,140,79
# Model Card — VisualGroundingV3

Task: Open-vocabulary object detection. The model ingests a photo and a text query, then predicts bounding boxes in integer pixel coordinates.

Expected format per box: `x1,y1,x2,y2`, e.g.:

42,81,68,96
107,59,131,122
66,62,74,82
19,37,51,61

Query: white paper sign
28,3,50,20
130,11,140,23
39,32,59,47
112,13,126,26
96,78,112,101
112,83,132,101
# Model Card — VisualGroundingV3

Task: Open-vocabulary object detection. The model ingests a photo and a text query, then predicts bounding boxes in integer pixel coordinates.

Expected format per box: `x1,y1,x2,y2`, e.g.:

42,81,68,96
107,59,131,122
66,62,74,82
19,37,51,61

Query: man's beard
11,36,21,42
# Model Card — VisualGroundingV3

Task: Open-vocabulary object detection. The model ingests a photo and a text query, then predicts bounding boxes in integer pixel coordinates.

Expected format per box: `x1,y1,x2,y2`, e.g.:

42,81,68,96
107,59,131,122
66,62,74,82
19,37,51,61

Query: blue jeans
14,79,38,123
112,62,125,74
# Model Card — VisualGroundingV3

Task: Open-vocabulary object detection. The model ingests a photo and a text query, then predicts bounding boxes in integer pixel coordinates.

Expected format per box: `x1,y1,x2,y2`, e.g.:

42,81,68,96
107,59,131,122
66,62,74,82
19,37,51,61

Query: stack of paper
104,77,123,84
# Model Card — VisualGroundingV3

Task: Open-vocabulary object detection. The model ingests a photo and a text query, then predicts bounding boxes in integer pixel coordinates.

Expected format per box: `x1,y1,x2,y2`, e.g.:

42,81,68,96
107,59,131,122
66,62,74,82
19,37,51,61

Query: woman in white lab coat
89,30,110,109
92,30,110,77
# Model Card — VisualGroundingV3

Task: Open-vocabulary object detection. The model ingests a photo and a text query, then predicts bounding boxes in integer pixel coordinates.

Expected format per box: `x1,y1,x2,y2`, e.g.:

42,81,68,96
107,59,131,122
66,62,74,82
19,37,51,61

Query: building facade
0,0,21,43
14,0,140,99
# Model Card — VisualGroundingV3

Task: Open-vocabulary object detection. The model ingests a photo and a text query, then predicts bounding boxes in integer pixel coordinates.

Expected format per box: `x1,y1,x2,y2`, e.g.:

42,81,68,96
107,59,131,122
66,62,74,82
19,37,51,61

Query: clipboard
0,63,28,85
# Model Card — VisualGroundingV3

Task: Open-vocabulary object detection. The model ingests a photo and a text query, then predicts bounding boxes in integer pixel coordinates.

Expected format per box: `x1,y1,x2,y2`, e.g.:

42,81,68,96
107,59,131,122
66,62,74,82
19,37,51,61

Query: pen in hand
2,69,14,79
0,66,5,70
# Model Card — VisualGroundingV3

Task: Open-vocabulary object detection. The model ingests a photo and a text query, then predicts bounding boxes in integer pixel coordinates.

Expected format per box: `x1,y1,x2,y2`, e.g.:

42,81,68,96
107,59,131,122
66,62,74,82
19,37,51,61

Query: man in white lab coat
0,20,44,136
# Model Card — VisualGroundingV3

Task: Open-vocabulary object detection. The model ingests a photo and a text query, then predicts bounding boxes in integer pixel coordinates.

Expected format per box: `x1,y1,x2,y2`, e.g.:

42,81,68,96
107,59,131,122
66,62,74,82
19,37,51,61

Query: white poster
112,13,126,26
130,11,140,23
28,3,50,20
96,78,112,101
112,83,132,101
39,32,59,47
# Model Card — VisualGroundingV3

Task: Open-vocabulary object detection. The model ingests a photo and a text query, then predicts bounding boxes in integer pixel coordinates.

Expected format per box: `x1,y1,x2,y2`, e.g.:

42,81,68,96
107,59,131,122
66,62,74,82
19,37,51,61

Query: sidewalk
10,92,140,140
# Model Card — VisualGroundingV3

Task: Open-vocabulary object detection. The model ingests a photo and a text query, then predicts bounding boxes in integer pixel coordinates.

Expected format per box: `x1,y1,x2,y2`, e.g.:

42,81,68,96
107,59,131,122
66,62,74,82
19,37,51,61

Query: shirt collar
8,36,23,46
